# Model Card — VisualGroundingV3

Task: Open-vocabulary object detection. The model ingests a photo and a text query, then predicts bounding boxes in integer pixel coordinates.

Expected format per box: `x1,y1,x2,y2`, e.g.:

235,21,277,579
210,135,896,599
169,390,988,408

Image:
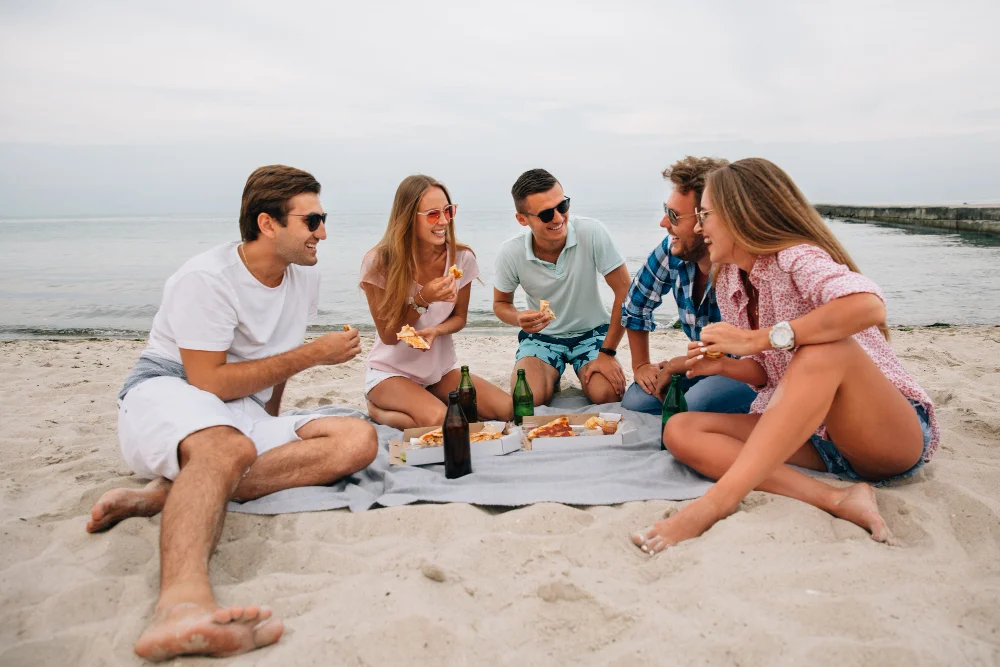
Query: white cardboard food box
521,412,638,452
389,421,523,466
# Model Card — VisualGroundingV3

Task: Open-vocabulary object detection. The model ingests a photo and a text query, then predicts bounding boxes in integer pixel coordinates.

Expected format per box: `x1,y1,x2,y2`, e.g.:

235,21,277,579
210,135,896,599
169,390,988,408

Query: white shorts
363,365,461,397
118,376,322,480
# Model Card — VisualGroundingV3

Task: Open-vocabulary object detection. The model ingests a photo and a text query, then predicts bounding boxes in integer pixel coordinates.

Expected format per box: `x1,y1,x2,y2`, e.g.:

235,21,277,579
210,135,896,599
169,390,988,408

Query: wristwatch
768,321,796,351
599,347,617,357
409,294,427,315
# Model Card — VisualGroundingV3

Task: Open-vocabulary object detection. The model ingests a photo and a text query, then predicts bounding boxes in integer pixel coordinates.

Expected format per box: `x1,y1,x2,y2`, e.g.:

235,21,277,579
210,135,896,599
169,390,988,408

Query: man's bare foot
631,497,726,555
134,602,284,661
830,482,896,545
86,478,171,533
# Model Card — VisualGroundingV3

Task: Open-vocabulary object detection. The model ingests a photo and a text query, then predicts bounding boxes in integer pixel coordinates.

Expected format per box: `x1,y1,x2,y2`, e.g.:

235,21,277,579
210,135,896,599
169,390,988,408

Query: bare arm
180,330,361,402
265,381,286,417
698,293,887,359
362,282,425,346
598,264,630,351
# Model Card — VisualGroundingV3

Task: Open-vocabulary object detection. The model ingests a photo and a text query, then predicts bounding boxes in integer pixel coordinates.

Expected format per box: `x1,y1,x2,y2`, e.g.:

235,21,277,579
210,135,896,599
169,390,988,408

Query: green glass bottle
512,369,534,426
661,375,688,427
457,365,478,422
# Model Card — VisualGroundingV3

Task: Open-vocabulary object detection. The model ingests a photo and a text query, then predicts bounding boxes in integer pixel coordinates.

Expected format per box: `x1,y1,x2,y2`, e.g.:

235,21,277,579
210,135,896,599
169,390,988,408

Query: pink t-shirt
361,247,480,386
716,244,940,461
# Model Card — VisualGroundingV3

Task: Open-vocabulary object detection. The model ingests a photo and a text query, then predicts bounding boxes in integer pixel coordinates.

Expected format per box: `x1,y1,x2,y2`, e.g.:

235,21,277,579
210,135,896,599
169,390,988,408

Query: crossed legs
633,337,925,554
367,370,513,430
87,416,377,660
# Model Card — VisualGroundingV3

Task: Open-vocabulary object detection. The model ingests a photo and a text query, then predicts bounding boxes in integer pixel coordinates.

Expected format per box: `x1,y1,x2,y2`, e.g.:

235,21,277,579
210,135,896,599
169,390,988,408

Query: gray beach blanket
229,402,714,515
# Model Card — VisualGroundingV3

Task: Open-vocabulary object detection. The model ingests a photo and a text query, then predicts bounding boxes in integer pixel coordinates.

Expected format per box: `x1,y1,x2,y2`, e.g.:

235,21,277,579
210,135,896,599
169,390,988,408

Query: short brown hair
511,168,560,212
662,156,729,207
239,165,321,241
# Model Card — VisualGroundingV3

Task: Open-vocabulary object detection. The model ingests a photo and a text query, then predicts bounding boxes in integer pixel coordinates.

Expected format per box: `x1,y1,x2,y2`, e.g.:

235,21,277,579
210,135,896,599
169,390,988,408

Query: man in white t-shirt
85,165,377,661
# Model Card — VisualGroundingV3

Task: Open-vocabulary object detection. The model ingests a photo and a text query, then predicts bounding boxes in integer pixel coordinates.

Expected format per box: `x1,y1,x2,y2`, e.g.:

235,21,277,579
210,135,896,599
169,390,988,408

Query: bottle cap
461,365,469,372
449,391,459,400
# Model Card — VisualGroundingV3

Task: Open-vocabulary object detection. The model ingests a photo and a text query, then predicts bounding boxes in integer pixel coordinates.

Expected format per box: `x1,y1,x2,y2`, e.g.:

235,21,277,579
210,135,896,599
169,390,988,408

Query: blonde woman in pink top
360,175,513,429
633,158,939,555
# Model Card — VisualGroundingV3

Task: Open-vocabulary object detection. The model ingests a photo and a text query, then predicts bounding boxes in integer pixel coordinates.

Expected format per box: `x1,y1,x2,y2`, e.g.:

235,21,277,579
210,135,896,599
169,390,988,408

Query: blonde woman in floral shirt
633,158,938,554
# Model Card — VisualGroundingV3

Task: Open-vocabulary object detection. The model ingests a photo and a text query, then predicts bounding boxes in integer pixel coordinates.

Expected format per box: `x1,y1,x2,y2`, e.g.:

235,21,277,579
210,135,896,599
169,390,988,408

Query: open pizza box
521,412,638,452
389,421,524,466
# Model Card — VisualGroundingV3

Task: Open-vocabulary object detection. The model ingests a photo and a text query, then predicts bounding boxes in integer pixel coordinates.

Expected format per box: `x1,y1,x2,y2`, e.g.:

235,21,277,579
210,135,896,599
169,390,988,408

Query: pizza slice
448,264,464,280
526,416,577,440
416,427,443,446
343,324,353,332
470,430,505,443
397,324,430,350
539,300,557,319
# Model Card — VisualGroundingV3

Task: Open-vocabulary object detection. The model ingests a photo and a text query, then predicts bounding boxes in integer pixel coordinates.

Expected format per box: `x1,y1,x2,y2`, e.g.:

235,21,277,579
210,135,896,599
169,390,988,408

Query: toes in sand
134,603,283,661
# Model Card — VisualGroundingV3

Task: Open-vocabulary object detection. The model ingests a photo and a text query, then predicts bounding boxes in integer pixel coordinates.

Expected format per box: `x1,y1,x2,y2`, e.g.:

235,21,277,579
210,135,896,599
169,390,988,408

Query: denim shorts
810,399,933,485
515,323,608,378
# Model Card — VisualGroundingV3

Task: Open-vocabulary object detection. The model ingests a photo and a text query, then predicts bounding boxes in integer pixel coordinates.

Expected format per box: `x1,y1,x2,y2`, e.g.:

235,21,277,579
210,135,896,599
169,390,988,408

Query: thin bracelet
415,288,427,307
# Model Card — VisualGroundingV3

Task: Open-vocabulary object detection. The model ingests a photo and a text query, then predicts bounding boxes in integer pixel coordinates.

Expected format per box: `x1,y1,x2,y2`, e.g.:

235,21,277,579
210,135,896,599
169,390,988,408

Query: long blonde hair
707,158,889,340
362,175,471,332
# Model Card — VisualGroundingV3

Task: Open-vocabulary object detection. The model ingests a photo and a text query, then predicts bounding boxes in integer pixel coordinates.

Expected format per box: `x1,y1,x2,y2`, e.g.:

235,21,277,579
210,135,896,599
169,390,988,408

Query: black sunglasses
288,212,327,232
663,203,697,227
523,197,571,224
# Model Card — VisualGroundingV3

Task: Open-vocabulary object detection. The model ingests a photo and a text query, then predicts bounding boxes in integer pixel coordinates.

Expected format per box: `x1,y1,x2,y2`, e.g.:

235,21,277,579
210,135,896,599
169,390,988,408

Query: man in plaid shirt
620,156,757,415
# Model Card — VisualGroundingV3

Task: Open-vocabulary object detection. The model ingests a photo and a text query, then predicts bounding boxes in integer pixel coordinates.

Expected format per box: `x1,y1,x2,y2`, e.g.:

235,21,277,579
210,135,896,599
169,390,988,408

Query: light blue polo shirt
494,216,625,338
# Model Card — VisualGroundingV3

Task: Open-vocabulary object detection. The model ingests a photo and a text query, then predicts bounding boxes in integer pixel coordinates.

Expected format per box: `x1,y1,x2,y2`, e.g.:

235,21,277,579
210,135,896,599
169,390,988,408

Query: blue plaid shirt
620,236,721,341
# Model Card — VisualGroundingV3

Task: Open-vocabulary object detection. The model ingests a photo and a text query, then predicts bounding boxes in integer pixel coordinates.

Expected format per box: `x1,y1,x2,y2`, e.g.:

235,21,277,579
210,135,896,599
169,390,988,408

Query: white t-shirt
144,241,320,404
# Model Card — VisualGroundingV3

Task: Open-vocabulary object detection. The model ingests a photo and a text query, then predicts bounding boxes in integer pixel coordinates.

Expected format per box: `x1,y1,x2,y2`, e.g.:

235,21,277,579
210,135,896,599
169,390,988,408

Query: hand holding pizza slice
397,324,431,350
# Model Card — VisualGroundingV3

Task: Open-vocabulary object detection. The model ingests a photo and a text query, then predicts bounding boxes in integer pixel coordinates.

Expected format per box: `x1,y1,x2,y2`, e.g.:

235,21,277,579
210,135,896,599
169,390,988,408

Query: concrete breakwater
816,205,1000,235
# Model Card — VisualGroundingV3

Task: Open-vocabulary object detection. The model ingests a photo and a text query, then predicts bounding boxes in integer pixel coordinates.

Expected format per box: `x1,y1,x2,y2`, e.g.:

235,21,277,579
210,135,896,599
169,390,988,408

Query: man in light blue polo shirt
493,168,631,405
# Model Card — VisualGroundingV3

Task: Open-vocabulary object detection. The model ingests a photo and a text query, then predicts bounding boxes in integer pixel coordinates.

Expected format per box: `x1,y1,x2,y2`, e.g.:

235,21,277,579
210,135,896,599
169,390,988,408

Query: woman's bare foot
631,497,727,555
134,602,284,661
86,478,171,533
829,482,896,544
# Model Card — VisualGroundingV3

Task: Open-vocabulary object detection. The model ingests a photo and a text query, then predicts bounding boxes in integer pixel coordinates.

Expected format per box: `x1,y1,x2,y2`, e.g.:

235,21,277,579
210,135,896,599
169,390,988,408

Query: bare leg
86,417,378,529
367,376,448,429
427,370,514,421
134,426,284,661
577,360,623,404
510,356,561,407
633,412,894,553
232,416,377,501
634,338,924,554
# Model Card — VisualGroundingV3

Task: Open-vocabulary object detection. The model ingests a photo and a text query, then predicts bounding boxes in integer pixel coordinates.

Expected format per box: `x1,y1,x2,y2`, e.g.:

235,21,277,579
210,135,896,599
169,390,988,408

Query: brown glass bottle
443,391,472,479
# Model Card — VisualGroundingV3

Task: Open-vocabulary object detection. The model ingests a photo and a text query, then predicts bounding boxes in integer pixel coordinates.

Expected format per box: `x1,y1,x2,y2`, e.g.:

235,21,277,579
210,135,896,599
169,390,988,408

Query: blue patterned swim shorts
515,323,609,379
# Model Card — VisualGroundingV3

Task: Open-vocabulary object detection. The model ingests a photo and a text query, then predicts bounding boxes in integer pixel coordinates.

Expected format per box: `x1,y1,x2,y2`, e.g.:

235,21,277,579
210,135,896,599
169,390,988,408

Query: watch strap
599,347,617,357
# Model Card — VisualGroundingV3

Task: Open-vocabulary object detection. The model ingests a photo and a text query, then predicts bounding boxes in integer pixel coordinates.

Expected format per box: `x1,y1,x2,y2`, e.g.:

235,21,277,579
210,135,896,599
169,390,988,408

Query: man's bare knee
179,426,256,475
343,418,378,468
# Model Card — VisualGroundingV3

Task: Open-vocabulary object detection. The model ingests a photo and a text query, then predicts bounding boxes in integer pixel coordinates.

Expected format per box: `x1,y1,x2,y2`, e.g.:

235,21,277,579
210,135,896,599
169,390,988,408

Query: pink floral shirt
716,244,939,461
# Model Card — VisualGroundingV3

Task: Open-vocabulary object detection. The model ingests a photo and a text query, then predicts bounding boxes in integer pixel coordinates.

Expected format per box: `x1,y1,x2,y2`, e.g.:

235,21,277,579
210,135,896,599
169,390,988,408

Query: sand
1,327,998,666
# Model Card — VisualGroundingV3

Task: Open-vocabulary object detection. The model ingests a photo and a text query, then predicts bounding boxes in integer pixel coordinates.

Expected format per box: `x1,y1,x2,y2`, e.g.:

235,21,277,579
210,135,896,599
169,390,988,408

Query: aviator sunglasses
417,204,458,224
664,203,697,227
522,197,571,224
288,212,327,232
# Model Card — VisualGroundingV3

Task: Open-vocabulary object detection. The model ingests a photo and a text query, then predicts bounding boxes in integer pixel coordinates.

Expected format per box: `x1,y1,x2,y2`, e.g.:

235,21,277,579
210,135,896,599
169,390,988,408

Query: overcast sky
1,0,997,216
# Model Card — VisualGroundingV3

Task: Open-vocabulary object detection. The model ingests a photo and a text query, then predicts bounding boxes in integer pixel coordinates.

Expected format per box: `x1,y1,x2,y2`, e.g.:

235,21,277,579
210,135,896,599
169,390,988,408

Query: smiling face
662,188,707,263
515,183,568,245
272,192,326,266
413,186,452,249
695,186,737,265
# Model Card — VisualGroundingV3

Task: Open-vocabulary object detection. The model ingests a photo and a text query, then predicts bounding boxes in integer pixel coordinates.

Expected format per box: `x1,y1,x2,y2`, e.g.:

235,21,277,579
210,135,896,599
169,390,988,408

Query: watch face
772,326,793,347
